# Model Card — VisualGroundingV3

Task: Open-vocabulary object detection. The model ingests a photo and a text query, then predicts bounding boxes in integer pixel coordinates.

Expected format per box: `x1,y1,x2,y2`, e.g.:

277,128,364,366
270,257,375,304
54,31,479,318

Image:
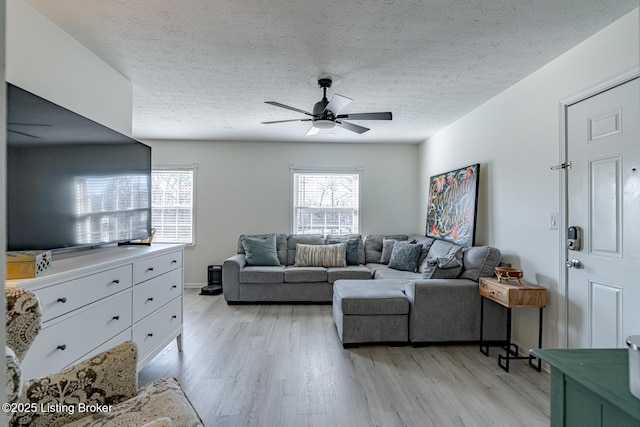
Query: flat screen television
7,83,152,251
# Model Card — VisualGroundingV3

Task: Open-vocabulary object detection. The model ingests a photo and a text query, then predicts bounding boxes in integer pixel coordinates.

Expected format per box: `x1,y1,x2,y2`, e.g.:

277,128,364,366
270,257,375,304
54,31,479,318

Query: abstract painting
425,163,480,247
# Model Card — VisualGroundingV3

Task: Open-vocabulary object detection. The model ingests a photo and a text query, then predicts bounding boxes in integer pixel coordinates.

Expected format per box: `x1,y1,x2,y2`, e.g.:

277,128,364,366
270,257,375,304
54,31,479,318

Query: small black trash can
201,265,222,295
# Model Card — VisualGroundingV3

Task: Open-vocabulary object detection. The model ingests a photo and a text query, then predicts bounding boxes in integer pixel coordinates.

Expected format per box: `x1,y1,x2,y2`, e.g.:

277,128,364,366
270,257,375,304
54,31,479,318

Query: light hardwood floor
139,289,550,426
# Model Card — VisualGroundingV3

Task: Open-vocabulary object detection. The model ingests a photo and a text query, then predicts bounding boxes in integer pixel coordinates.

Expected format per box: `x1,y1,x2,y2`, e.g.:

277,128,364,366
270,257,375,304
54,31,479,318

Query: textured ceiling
24,0,637,144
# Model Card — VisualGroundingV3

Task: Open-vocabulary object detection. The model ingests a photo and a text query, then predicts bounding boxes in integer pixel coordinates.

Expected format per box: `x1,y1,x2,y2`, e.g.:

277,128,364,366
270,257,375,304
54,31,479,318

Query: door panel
589,155,621,256
567,77,639,348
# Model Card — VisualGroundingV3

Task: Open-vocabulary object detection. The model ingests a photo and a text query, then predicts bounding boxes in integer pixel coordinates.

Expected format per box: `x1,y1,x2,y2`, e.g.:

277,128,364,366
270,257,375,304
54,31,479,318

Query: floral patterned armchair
5,288,203,426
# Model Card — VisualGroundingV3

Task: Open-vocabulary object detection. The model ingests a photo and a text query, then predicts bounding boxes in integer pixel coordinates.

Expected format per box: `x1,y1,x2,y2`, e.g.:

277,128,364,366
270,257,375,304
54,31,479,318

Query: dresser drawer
133,268,183,322
133,297,182,358
133,250,183,284
36,265,133,323
22,291,133,379
74,329,132,366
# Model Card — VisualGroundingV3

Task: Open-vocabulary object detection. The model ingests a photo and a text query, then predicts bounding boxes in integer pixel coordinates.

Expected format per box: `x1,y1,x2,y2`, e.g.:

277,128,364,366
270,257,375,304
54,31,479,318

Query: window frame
151,163,198,246
289,165,362,236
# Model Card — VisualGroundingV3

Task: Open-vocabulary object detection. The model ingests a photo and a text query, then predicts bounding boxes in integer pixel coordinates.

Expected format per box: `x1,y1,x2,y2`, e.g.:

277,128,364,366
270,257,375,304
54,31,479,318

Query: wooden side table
479,276,547,372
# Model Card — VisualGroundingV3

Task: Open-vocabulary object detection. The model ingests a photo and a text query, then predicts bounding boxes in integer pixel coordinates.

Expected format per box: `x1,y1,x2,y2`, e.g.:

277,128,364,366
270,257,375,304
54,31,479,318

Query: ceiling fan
7,122,51,139
262,78,392,135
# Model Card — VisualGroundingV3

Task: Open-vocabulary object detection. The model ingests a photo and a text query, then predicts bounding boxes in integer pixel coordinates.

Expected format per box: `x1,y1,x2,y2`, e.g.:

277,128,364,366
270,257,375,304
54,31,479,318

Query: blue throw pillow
240,234,280,266
388,242,423,272
329,238,359,265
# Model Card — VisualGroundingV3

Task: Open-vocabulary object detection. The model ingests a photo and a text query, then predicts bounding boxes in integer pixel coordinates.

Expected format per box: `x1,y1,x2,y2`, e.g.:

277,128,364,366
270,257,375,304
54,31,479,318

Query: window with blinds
292,169,360,235
151,167,195,244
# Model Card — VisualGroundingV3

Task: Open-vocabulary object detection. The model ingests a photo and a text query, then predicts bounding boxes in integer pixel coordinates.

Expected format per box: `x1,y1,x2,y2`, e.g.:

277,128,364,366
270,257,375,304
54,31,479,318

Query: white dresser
6,244,184,380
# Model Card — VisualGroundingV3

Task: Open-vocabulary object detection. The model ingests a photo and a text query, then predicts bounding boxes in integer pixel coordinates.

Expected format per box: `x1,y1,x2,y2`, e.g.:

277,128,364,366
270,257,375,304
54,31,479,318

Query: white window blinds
152,167,195,244
292,168,360,235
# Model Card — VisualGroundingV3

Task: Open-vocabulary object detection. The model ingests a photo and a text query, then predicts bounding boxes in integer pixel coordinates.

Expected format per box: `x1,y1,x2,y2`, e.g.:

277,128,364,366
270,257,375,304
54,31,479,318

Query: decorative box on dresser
6,243,184,380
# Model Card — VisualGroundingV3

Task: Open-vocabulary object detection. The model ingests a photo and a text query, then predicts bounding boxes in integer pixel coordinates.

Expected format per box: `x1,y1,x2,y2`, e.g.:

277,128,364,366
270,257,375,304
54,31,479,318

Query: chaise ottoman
333,279,411,347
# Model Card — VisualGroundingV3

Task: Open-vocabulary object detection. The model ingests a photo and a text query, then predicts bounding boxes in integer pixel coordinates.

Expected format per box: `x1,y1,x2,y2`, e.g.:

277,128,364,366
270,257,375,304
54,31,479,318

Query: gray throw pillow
388,242,423,272
329,238,359,265
421,256,463,279
460,246,501,281
379,239,398,264
240,234,280,266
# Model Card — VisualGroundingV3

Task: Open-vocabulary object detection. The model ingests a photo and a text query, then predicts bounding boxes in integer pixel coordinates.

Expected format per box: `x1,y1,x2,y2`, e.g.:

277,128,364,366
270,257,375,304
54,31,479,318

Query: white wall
145,140,420,285
6,0,132,134
419,9,639,350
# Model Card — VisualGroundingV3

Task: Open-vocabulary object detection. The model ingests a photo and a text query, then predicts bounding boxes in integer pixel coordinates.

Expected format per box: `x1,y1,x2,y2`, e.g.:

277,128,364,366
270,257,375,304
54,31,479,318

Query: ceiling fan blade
305,126,320,136
8,129,41,139
336,112,392,121
8,122,52,127
324,94,352,116
265,101,314,117
336,120,369,134
261,119,312,124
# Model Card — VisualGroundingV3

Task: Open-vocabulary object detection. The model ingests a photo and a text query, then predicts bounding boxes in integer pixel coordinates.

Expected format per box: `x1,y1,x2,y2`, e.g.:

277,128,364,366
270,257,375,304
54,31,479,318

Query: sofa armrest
11,341,138,427
405,279,506,343
223,254,247,302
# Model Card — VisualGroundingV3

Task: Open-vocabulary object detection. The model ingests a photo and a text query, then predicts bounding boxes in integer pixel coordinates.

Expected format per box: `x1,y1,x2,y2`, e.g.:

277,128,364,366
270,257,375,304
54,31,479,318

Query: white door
566,77,640,349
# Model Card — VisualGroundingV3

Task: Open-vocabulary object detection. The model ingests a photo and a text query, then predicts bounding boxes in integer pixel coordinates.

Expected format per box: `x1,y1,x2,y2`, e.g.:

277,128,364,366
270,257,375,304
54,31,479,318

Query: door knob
566,259,583,269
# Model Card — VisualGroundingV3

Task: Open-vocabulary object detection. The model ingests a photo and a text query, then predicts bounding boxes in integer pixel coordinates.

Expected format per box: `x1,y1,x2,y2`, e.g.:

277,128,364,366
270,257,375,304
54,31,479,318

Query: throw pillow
323,243,347,267
379,239,398,264
295,243,347,268
388,242,423,272
459,246,501,281
240,234,280,266
328,238,359,265
421,256,463,279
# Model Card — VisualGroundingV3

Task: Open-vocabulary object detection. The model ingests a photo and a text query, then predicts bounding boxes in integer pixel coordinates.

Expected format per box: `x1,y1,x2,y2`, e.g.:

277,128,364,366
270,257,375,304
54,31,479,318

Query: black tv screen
7,84,152,251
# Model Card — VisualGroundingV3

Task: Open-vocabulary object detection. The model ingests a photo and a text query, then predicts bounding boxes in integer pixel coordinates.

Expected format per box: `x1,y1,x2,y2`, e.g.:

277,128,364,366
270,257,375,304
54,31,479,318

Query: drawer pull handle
171,285,177,289
171,260,177,264
112,315,120,320
112,279,120,284
172,315,177,319
147,297,154,302
146,267,154,272
57,345,67,351
147,333,153,337
58,297,67,303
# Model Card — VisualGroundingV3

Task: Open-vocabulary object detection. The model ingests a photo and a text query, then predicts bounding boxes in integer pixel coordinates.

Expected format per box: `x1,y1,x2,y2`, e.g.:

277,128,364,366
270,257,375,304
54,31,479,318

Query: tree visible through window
292,170,360,235
152,168,195,244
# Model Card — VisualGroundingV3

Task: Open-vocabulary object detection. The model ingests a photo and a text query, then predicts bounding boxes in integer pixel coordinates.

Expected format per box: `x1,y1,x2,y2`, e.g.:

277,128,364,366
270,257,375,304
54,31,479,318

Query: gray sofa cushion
287,234,325,265
334,279,410,315
373,265,422,280
460,246,501,281
239,265,285,283
284,266,328,283
327,265,372,283
326,234,365,265
364,234,409,264
238,233,287,265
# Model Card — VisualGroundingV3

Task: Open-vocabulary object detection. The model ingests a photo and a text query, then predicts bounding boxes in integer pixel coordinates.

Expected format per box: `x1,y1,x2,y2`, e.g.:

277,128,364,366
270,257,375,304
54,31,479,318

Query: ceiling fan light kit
313,119,335,129
262,77,392,135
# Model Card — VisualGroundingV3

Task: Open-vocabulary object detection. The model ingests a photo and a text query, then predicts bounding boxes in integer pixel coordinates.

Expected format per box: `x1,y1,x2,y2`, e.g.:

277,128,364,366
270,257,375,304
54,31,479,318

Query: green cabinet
532,349,640,426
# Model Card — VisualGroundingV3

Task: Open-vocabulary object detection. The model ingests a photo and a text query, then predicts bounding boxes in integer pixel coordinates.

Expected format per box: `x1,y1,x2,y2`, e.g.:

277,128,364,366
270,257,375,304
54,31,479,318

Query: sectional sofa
223,233,507,345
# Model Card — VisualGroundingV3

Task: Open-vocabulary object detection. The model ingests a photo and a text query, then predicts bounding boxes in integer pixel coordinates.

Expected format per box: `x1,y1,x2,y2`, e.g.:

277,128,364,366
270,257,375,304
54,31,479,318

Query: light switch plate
549,212,559,230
